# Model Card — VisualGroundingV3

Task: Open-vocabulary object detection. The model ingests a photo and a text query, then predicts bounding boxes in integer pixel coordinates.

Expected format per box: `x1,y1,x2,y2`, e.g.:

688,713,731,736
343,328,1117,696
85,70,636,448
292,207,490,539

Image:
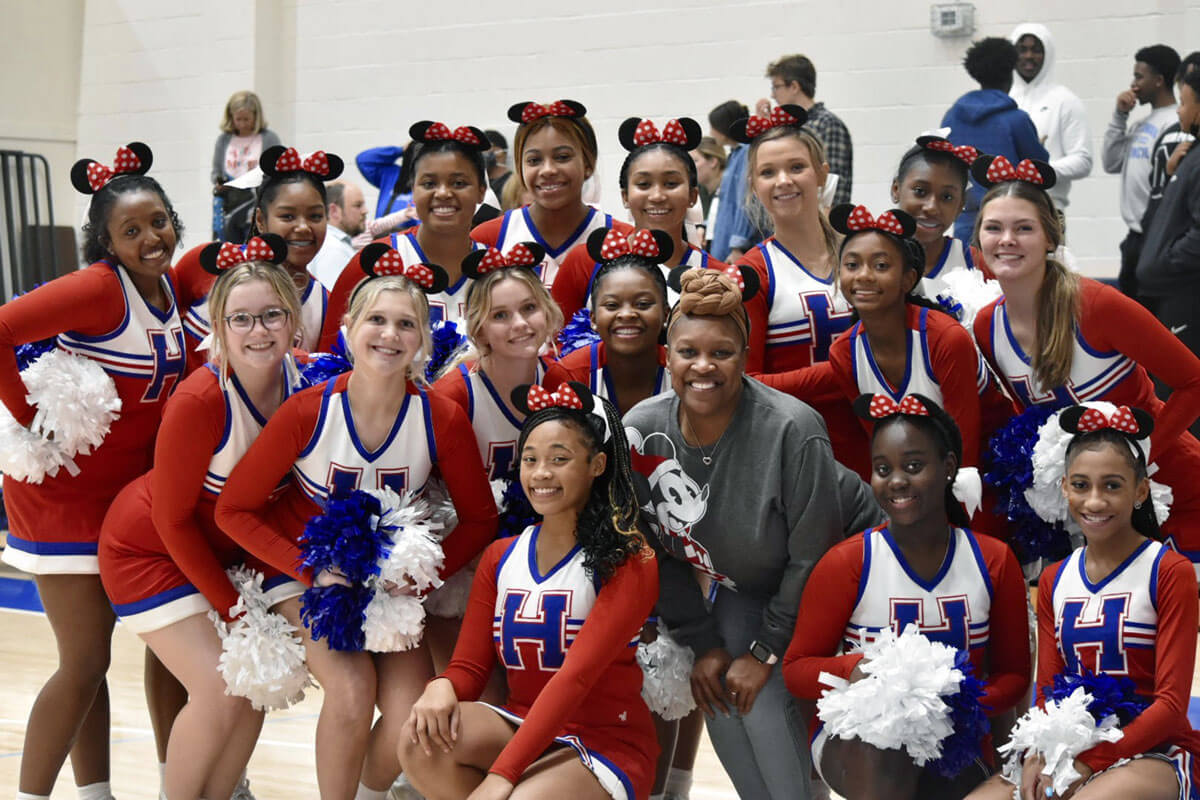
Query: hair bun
672,268,745,318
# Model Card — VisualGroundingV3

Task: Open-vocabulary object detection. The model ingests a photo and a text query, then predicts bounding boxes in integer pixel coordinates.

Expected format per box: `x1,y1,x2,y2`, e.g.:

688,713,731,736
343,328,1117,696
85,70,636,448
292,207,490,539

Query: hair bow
273,148,334,177
920,138,980,166
867,394,930,419
634,119,689,147
420,122,484,147
716,263,747,292
474,243,541,273
1075,405,1140,434
85,146,142,191
512,100,586,124
526,383,584,412
370,249,438,289
742,105,806,140
599,229,662,261
217,237,276,270
986,156,1043,185
845,205,907,236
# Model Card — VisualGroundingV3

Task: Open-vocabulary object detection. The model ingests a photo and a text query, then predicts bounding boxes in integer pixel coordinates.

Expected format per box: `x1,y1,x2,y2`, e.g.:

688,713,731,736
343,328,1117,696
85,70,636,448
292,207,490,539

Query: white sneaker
388,774,425,800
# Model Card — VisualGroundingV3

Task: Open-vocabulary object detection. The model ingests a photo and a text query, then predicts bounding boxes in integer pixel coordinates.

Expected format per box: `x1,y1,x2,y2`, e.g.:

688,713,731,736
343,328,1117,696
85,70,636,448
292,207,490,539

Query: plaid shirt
805,103,853,205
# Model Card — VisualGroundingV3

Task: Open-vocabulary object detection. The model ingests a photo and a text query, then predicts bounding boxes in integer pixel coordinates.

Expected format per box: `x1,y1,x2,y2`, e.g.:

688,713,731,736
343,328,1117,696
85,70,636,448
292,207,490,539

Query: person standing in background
483,129,513,198
758,54,854,206
1009,24,1093,214
1103,44,1180,298
707,100,756,262
308,181,367,290
692,136,726,250
212,91,281,243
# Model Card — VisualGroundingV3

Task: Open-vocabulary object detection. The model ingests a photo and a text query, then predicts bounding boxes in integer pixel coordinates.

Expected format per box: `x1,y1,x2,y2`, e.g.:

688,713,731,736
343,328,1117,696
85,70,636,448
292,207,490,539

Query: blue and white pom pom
817,627,988,776
999,672,1145,796
557,308,599,356
637,622,696,721
932,269,1002,331
0,349,122,483
425,320,469,382
297,351,353,389
210,567,311,711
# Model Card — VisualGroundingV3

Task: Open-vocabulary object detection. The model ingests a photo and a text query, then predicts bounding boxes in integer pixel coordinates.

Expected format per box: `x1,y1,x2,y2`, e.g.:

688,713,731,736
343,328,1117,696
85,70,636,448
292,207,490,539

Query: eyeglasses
224,307,291,332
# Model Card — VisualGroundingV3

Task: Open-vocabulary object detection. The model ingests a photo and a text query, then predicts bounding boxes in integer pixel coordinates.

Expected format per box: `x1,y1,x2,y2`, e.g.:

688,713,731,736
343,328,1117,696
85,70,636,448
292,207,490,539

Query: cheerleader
471,100,629,289
97,246,303,800
326,120,492,340
967,405,1200,800
729,104,868,476
215,247,498,799
970,156,1200,564
174,145,344,367
0,143,186,800
552,116,723,321
432,242,563,483
890,133,986,298
399,382,660,800
783,395,1030,800
545,228,675,415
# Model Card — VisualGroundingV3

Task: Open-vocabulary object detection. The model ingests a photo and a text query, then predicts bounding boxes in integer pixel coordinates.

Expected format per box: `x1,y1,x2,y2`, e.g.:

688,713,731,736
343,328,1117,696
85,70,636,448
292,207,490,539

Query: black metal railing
0,150,58,299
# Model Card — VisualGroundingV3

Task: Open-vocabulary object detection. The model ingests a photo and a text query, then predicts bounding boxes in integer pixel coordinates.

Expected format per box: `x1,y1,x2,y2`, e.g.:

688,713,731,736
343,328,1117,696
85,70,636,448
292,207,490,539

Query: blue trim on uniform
496,211,514,251
862,326,912,399
589,342,604,395
420,390,438,465
262,573,294,592
1050,553,1071,597
999,303,1032,367
521,206,598,259
1078,539,1155,593
477,368,525,430
918,308,938,383
881,524,957,593
961,239,976,270
1074,327,1120,359
3,535,98,556
140,271,180,324
493,531,525,579
459,364,476,419
230,372,269,427
760,242,777,307
0,576,44,612
926,238,953,280
112,582,199,616
215,379,235,451
589,750,636,800
583,261,602,302
527,525,582,584
298,379,338,457
768,238,835,285
54,337,154,362
1150,542,1166,610
853,529,876,608
58,262,132,343
962,527,995,600
343,388,411,463
404,231,428,264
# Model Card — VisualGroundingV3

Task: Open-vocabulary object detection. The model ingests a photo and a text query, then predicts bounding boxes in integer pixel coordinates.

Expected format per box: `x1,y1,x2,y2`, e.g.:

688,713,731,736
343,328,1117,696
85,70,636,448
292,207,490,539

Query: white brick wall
40,0,1200,274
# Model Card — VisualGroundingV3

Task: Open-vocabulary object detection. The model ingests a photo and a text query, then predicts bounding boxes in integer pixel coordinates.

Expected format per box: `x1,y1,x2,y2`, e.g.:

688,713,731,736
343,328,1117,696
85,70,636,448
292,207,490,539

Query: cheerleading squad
2,96,1200,800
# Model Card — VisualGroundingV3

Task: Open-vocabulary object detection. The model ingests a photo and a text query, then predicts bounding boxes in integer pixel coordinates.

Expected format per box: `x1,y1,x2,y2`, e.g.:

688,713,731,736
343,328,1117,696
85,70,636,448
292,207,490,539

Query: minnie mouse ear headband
970,155,1057,191
461,241,546,279
729,104,808,145
259,146,345,181
409,120,490,152
71,142,153,194
666,262,761,303
512,381,611,443
199,233,289,275
829,205,925,277
349,243,450,304
1059,403,1154,459
507,100,588,125
914,130,980,167
586,227,675,266
618,117,703,152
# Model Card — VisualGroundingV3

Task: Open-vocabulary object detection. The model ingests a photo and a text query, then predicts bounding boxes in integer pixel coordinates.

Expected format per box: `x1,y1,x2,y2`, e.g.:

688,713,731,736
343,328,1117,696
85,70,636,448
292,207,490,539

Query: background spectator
308,181,367,290
211,90,280,242
708,99,756,261
483,129,513,198
356,141,416,221
1138,51,1200,262
692,136,726,249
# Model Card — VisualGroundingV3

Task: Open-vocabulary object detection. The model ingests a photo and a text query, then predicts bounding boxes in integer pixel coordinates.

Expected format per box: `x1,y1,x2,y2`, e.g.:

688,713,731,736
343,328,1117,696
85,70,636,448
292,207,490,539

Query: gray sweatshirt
624,378,883,657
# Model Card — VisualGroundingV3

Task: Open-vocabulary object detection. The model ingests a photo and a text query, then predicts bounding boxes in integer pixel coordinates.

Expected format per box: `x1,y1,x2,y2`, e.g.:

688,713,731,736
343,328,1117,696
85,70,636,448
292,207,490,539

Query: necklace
681,410,729,466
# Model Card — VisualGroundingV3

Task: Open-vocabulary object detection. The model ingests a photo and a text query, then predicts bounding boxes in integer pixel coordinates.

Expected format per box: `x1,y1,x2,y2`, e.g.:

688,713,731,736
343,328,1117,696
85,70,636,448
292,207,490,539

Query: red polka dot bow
984,156,1044,186
473,243,541,274
215,237,276,271
520,101,581,124
1076,405,1139,434
370,248,438,289
867,394,930,418
273,148,333,177
526,383,584,412
922,139,980,166
85,146,143,191
743,106,803,140
422,122,483,146
598,229,662,261
715,264,746,291
845,206,906,235
632,119,691,147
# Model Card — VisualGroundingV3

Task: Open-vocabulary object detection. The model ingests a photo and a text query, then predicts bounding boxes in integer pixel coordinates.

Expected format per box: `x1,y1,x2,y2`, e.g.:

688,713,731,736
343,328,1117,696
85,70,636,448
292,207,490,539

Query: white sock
665,768,692,797
16,793,51,800
354,784,387,800
76,783,112,800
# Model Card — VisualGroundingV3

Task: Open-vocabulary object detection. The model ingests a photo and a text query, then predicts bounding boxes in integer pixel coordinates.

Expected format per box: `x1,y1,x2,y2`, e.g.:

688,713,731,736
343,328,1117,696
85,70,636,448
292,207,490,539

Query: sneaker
388,774,425,800
230,777,257,800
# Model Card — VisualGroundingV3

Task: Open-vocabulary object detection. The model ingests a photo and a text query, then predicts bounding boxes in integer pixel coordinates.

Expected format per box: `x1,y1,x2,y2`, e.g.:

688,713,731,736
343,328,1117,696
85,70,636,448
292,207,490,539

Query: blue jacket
942,90,1049,240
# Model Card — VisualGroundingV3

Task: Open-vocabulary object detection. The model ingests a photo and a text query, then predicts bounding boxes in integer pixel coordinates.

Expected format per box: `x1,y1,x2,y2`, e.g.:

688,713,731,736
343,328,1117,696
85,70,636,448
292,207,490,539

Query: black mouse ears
71,142,154,194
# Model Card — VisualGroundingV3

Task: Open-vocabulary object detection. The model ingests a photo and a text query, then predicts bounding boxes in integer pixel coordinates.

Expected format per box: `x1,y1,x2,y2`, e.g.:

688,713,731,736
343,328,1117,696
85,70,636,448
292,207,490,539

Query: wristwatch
748,639,778,665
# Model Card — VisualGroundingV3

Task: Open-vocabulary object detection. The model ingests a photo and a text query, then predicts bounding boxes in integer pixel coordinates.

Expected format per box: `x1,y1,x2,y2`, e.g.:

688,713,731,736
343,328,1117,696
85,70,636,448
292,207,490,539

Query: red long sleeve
542,347,590,388
169,244,214,312
753,359,843,405
470,216,503,249
549,243,595,323
925,311,986,467
427,392,498,577
977,535,1032,714
736,247,770,375
149,369,241,617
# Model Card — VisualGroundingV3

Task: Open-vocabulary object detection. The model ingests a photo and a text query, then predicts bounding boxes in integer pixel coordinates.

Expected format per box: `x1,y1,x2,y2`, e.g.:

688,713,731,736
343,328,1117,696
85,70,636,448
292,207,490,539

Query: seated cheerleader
544,228,675,415
215,249,498,799
971,156,1200,567
398,381,660,800
760,205,1011,472
967,404,1200,800
97,246,304,800
326,120,493,340
0,143,187,800
891,133,987,299
783,394,1030,800
552,116,724,321
174,145,344,367
471,100,629,290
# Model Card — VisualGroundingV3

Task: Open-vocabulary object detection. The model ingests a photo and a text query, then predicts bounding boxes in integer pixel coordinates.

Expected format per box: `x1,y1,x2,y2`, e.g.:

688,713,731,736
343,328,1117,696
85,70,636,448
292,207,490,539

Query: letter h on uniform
500,589,570,670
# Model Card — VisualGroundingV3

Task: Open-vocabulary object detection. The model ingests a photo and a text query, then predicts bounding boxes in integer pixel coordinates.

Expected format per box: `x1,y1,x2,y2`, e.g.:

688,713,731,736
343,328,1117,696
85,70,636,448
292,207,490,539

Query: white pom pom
363,591,426,652
421,477,460,537
933,269,1003,330
816,627,962,765
211,567,310,711
0,350,121,483
637,626,696,720
369,488,445,593
424,566,474,618
999,687,1123,796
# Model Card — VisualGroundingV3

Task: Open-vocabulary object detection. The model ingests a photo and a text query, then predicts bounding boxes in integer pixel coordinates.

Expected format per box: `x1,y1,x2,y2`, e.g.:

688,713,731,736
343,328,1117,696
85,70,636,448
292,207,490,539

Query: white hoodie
1009,23,1093,208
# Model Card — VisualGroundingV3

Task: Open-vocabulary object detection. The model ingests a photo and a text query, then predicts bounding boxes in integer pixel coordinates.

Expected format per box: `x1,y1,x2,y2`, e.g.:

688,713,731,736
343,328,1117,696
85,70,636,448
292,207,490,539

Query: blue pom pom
1042,670,1149,727
15,339,56,372
426,320,468,382
299,489,392,582
297,352,353,389
497,477,540,539
330,330,350,359
300,584,372,651
557,309,599,357
935,293,964,322
928,649,990,778
983,403,1072,564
